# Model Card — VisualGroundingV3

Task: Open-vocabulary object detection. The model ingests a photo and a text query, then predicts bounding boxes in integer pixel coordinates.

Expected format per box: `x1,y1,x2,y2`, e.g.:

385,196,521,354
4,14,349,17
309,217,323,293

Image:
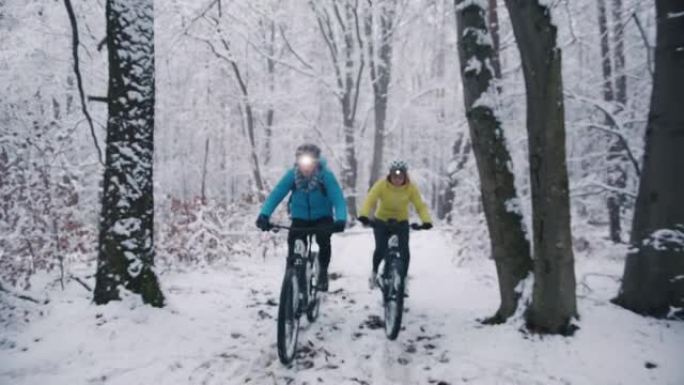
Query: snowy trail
2,230,683,385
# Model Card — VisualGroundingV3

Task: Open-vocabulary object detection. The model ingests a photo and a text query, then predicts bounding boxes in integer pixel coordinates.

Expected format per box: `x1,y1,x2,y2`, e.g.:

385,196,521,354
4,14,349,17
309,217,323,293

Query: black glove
411,222,433,230
358,216,370,227
256,214,272,231
332,220,346,233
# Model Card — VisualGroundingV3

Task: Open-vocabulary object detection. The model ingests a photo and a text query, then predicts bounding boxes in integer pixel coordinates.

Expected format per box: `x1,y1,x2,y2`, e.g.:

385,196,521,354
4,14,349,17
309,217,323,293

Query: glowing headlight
297,154,315,167
394,170,402,175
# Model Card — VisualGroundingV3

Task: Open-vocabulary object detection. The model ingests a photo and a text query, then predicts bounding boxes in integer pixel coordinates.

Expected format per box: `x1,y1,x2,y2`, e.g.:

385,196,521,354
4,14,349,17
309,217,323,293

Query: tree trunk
487,0,503,81
312,0,363,218
200,137,210,204
455,1,532,323
264,20,276,166
94,0,164,307
612,0,626,107
613,0,684,318
504,0,577,334
599,0,629,243
366,0,396,188
597,0,624,243
244,103,266,198
342,105,358,217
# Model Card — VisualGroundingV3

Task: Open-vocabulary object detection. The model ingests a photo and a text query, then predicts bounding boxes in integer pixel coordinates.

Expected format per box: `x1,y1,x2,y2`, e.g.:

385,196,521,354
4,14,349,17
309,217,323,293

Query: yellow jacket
359,179,432,223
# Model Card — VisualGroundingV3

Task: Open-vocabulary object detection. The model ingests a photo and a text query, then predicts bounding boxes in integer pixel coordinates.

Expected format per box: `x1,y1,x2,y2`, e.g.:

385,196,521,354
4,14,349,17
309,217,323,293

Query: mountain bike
271,224,331,365
370,219,426,340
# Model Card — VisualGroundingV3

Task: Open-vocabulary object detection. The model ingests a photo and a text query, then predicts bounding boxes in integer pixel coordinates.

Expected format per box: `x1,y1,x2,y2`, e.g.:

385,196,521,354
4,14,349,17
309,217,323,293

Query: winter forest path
1,230,683,385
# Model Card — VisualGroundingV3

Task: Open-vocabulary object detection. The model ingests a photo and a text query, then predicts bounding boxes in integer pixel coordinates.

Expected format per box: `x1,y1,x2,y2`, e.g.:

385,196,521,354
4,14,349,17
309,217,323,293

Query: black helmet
295,143,321,159
389,160,408,174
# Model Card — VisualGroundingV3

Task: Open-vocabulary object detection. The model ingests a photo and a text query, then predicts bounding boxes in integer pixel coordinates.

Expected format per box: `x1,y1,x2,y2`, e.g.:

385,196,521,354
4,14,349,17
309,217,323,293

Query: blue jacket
260,159,348,222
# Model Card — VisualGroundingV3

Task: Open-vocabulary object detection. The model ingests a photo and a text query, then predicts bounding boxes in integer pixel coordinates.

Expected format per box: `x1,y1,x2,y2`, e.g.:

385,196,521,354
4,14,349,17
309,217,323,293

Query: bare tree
613,0,684,318
364,0,397,188
94,0,164,307
455,0,532,323
311,0,365,216
597,0,630,243
504,0,578,334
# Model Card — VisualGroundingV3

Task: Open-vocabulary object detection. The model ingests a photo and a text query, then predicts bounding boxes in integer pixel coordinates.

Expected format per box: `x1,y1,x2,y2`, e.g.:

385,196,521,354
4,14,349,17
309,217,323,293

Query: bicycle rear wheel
277,268,300,364
306,252,321,322
383,258,404,340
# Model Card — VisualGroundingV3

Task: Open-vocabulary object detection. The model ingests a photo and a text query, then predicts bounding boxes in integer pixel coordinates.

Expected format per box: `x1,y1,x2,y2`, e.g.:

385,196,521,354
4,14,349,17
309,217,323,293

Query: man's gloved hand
256,214,272,231
357,216,370,227
332,220,346,233
422,222,433,230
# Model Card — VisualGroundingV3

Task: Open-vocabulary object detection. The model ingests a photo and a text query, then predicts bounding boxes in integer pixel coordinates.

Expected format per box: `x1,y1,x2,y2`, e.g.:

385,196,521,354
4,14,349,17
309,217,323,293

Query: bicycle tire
383,258,404,340
306,252,321,322
277,268,300,364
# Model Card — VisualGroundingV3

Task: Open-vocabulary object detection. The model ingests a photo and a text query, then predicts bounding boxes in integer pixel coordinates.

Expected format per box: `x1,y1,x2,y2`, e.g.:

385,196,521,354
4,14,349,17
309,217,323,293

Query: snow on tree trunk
504,0,578,334
311,0,364,218
613,0,684,318
366,0,396,189
455,1,532,323
94,0,164,307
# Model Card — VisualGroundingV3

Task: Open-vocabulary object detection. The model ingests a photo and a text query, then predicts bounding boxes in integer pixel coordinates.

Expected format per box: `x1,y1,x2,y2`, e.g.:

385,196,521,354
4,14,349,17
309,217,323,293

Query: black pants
372,220,410,277
287,217,333,272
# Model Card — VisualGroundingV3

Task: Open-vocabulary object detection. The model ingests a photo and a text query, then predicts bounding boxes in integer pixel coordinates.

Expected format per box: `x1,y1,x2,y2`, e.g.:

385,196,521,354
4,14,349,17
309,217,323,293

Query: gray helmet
295,143,321,159
389,160,408,174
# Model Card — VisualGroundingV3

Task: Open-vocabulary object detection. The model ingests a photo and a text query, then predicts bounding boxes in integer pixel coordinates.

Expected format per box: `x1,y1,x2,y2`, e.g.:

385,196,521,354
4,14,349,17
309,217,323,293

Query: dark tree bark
597,0,623,243
504,0,577,334
455,1,532,323
94,0,164,307
612,0,626,107
597,0,614,103
613,0,684,318
365,0,396,188
598,0,629,243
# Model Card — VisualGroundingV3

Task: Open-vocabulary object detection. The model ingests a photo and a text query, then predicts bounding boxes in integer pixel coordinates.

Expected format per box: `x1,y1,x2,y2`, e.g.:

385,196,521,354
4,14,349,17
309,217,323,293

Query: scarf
294,164,323,192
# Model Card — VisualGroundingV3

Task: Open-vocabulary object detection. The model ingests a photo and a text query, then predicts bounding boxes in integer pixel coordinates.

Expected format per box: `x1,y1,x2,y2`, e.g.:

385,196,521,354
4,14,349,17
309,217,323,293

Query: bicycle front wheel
383,259,404,340
306,252,321,322
277,268,300,364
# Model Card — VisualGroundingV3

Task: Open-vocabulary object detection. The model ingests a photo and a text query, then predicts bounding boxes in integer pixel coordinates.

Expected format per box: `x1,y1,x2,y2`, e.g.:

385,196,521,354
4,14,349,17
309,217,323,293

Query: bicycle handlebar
365,220,427,231
269,223,341,233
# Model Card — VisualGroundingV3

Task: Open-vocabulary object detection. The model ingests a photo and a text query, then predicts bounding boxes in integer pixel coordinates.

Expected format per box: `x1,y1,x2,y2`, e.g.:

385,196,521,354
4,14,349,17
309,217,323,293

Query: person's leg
314,217,333,291
287,219,308,267
398,221,411,278
372,221,389,273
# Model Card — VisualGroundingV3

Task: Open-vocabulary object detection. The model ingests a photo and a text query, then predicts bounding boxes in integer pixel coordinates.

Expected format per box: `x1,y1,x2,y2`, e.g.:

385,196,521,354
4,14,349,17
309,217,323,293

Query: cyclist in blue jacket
256,144,347,291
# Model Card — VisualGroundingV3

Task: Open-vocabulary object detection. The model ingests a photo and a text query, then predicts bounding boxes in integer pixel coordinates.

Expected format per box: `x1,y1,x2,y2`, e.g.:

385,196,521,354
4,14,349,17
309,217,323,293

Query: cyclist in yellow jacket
358,160,433,289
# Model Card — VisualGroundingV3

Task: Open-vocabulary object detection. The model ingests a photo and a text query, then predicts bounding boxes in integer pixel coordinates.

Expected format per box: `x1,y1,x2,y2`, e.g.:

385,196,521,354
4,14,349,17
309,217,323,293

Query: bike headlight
297,154,315,167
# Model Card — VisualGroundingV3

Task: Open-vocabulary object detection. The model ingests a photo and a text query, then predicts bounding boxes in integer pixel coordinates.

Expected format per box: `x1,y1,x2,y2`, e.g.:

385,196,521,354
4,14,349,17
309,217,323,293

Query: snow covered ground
1,229,683,385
